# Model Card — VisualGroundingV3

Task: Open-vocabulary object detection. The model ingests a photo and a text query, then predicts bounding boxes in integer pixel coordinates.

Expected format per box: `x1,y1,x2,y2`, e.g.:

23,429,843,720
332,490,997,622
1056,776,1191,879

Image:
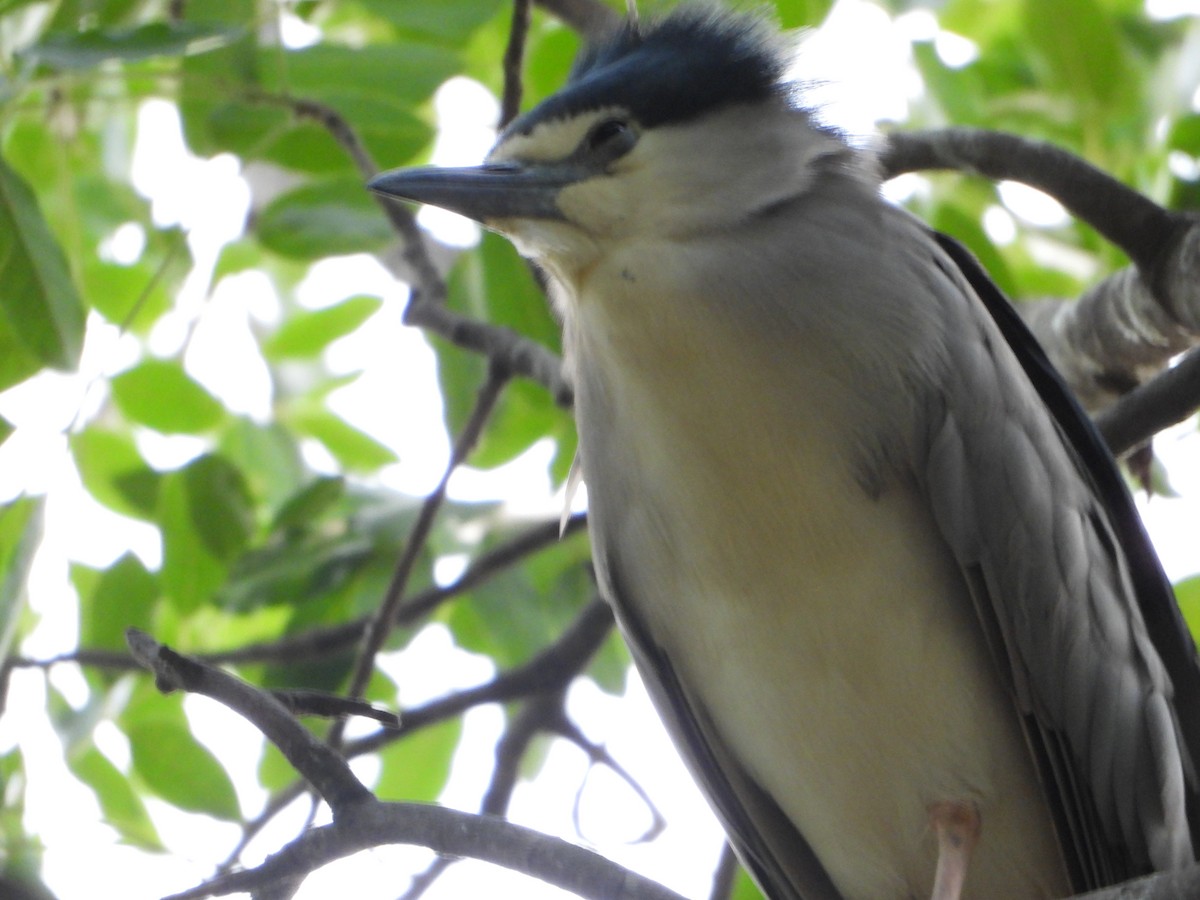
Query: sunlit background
2,0,1200,897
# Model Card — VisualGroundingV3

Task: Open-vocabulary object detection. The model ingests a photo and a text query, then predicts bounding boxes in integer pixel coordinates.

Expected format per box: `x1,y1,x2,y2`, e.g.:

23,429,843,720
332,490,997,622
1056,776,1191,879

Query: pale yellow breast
567,248,1070,898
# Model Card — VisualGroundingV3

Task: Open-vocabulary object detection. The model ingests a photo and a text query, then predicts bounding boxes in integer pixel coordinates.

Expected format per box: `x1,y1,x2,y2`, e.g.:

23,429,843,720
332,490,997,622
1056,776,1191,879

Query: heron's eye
584,118,637,159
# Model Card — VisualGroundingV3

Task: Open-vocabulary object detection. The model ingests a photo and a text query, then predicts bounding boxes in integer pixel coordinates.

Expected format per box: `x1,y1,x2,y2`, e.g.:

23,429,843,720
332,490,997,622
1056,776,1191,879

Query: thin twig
398,856,454,900
339,366,510,725
403,299,574,405
483,690,565,816
220,600,614,881
555,716,666,843
347,598,614,760
501,0,533,128
392,512,587,624
11,515,586,674
247,46,572,402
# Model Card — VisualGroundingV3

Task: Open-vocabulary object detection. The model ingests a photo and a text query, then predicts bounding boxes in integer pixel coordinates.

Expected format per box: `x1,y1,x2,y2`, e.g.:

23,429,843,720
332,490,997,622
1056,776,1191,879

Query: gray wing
915,229,1200,890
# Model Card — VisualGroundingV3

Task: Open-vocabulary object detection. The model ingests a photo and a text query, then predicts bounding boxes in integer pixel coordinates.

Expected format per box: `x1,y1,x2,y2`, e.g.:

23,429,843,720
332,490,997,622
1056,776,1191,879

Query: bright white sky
1,1,1200,898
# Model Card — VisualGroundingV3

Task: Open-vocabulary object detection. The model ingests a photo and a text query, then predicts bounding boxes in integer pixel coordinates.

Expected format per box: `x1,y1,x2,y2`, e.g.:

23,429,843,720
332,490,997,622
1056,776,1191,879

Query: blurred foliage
0,0,1197,897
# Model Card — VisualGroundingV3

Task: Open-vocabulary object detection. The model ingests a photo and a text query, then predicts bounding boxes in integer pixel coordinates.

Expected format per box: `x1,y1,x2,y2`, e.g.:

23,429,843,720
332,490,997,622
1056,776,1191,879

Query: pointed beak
367,161,574,224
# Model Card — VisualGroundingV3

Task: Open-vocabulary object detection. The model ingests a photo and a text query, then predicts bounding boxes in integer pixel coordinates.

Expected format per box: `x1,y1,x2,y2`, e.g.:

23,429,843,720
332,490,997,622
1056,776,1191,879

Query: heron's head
369,6,849,282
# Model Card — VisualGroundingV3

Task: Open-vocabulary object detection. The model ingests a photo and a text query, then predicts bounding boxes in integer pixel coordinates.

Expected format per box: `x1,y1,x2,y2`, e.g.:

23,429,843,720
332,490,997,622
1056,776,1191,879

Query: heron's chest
565,281,1066,898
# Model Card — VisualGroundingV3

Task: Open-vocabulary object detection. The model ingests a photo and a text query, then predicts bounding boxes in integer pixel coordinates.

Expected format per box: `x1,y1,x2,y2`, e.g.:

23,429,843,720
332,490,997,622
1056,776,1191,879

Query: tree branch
125,629,372,815
127,615,680,900
879,129,1175,268
340,366,509,726
501,0,533,128
1095,345,1200,456
219,598,615,876
881,128,1200,418
162,802,687,900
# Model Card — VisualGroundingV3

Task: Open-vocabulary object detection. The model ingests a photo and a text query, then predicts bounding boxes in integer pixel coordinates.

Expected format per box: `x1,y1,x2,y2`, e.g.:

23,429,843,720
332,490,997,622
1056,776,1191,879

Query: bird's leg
928,801,981,900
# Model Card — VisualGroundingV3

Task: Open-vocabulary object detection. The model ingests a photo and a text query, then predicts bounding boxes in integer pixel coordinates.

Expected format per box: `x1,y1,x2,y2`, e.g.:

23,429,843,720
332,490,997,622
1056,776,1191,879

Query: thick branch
224,599,614,870
1095,346,1200,456
1021,270,1195,411
127,608,666,900
879,129,1175,269
882,128,1200,416
162,802,687,900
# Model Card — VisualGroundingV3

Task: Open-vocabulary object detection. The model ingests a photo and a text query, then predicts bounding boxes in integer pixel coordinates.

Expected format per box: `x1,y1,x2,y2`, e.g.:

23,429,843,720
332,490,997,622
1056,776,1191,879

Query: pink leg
928,801,981,900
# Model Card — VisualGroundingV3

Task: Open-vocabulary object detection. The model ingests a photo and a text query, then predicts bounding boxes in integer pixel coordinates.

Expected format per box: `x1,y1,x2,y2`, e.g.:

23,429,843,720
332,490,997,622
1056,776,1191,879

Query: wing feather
919,231,1200,888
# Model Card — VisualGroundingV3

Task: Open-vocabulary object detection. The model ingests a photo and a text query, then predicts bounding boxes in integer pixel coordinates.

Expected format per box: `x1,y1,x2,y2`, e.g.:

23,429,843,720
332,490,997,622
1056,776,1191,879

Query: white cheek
489,220,542,258
557,179,637,237
490,219,600,277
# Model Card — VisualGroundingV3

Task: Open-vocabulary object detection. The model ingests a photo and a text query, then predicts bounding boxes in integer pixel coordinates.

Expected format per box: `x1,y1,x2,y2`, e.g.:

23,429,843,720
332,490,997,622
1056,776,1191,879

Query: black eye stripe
578,117,639,164
587,118,630,148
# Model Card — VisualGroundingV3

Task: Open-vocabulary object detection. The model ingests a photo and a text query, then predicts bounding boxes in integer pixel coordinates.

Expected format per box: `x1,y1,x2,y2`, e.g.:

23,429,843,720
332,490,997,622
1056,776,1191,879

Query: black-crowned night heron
369,6,1200,898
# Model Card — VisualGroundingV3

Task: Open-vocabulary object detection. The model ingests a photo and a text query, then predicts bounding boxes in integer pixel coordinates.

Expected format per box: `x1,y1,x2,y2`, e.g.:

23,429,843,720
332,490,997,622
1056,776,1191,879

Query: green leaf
1169,114,1200,155
263,44,460,107
0,154,85,377
212,239,261,284
111,359,225,434
586,628,630,697
287,406,398,472
376,718,462,802
67,746,162,850
271,476,346,530
217,418,307,514
730,865,767,900
774,0,837,28
1176,576,1200,642
0,497,43,668
218,532,369,611
359,0,505,45
70,427,161,520
257,739,295,794
265,295,383,360
1020,0,1132,112
25,23,241,69
447,527,591,668
257,177,393,260
74,554,159,651
450,232,559,350
912,42,987,127
82,224,189,334
158,455,253,614
125,694,240,821
177,3,258,158
0,327,42,394
930,199,1017,298
0,417,12,449
439,233,567,469
520,23,580,106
